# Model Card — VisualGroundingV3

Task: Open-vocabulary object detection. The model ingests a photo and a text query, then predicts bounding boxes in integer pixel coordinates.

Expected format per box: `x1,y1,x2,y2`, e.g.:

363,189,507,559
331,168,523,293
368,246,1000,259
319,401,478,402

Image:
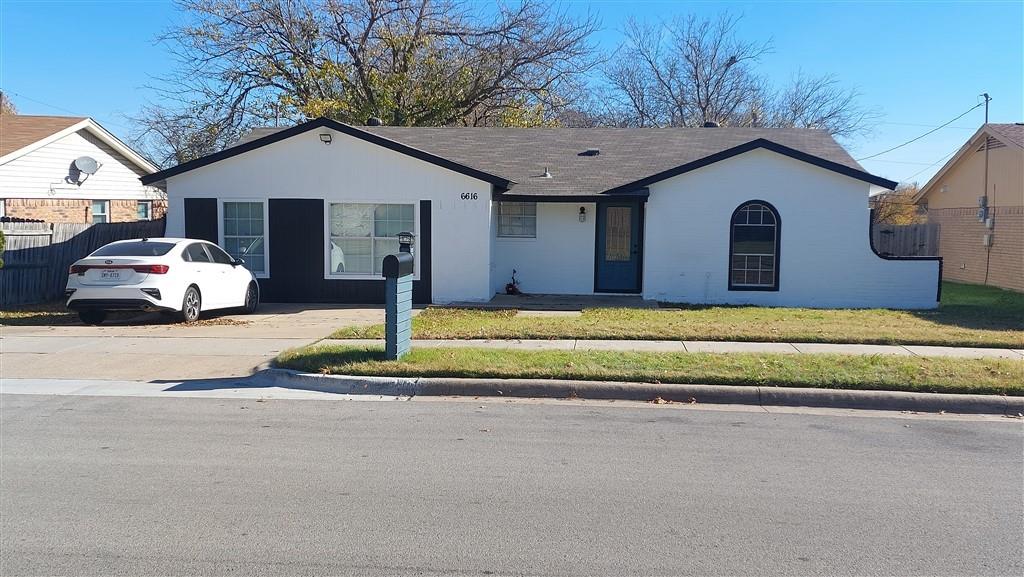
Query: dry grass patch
332,283,1023,348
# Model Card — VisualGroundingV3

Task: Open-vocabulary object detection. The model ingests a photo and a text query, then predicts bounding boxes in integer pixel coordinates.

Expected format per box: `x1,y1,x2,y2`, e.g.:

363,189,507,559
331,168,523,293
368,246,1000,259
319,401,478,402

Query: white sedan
65,238,259,325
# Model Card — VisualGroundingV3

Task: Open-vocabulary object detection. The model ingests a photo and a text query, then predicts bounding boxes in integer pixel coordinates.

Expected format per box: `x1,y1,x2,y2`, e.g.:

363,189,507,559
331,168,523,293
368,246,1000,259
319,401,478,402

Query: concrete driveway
0,304,385,381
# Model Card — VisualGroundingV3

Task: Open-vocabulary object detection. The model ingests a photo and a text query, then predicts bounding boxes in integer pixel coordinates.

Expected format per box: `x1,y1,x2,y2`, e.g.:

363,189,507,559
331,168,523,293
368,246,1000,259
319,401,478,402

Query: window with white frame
91,200,109,224
328,203,415,275
497,201,537,238
222,201,266,275
729,201,780,290
136,200,152,221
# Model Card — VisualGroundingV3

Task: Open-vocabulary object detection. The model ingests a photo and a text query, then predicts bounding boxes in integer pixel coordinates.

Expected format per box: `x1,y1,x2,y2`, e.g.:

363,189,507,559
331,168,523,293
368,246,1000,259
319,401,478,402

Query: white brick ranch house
142,117,940,309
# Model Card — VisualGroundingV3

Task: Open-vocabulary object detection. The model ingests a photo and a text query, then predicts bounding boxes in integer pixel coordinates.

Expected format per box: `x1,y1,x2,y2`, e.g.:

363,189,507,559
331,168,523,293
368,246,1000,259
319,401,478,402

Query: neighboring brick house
0,114,166,223
914,123,1024,292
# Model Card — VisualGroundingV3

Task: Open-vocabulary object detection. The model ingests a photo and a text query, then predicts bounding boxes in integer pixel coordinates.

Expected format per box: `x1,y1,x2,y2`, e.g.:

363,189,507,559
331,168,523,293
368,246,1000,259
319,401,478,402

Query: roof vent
579,148,600,156
703,121,719,128
366,117,383,126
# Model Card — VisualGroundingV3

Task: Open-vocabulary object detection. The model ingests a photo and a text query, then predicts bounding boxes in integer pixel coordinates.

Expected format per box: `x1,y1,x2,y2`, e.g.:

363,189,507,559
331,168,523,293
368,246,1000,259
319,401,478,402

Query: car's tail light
68,264,169,275
132,264,170,274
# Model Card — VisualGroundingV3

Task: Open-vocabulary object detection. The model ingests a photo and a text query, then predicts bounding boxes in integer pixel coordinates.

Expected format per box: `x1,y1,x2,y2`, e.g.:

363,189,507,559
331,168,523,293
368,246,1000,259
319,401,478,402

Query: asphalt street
1,392,1021,576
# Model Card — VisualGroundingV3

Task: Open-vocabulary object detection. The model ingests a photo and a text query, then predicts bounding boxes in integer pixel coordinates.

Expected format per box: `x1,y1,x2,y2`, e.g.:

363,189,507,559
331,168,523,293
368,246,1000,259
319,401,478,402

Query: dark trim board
498,189,650,203
602,139,898,194
257,198,432,304
142,118,512,190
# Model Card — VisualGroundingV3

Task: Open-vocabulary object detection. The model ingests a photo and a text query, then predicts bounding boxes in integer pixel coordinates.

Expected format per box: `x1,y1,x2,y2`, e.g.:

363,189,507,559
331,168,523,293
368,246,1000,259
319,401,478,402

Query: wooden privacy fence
871,222,939,257
0,218,166,306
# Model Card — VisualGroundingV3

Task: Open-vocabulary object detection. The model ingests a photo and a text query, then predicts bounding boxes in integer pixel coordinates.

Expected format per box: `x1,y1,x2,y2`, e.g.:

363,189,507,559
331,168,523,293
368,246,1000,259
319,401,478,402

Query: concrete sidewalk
324,338,1024,359
0,304,389,380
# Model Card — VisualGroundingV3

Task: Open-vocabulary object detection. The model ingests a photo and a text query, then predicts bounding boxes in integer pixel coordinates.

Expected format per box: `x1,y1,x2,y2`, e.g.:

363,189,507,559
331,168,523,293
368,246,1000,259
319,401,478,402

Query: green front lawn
332,282,1024,348
277,344,1024,396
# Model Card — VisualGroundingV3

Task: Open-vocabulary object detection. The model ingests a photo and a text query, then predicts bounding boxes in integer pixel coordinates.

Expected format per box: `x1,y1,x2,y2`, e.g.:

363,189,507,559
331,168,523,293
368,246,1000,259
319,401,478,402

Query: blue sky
1,0,1021,184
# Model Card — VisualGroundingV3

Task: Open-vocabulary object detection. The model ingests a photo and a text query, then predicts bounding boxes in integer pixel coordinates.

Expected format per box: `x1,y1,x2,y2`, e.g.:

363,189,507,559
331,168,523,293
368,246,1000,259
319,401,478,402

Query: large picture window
729,201,780,291
497,202,537,238
328,203,415,275
222,201,266,275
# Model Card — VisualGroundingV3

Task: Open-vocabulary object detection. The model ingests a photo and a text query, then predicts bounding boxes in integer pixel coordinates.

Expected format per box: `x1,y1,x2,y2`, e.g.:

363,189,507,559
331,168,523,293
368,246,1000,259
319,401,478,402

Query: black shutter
183,198,218,243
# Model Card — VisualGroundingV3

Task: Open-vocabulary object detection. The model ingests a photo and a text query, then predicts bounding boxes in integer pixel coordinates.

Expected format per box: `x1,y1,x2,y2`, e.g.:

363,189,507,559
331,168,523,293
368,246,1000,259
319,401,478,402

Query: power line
1,88,134,133
900,149,957,183
856,102,983,161
867,159,942,166
877,121,975,130
1,89,82,116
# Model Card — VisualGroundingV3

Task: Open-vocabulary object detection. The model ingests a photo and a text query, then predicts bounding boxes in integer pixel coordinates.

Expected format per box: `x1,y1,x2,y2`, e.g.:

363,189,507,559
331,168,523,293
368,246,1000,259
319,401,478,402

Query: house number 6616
460,192,479,200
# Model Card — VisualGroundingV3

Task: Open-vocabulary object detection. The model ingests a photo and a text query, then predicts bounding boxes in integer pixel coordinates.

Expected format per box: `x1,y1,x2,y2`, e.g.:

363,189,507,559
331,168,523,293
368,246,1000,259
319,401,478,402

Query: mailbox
382,252,414,360
382,252,415,278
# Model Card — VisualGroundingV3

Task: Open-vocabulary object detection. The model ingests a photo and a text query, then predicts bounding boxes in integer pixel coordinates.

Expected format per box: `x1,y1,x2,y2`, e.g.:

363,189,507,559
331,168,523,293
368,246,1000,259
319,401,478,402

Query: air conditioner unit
985,217,995,229
977,207,988,222
982,234,993,247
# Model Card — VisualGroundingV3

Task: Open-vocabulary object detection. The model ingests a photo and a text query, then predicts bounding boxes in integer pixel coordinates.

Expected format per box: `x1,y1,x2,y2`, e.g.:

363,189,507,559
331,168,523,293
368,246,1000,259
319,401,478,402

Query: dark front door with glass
595,203,642,293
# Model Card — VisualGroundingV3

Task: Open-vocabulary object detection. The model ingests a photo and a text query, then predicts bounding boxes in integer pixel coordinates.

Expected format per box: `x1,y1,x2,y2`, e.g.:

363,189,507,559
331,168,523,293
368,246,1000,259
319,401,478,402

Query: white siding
0,130,161,200
642,148,939,309
165,128,493,303
492,202,596,295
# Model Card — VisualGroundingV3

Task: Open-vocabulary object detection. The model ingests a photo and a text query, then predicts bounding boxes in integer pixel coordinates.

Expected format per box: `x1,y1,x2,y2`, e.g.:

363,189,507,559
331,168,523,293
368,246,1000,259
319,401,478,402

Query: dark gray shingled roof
145,118,895,191
363,126,875,196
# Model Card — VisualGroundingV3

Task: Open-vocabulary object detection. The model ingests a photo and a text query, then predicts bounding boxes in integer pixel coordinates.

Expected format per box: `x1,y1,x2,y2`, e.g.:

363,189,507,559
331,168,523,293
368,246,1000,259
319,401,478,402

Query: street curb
256,369,1024,415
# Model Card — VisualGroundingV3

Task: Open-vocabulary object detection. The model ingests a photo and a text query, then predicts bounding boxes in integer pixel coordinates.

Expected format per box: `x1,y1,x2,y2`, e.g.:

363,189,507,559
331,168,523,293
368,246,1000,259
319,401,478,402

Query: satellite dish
74,156,100,175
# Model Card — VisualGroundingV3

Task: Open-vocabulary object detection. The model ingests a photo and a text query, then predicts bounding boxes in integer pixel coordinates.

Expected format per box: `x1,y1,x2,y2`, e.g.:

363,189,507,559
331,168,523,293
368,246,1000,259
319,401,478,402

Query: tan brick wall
929,206,1023,292
3,198,90,222
3,198,167,224
109,199,168,222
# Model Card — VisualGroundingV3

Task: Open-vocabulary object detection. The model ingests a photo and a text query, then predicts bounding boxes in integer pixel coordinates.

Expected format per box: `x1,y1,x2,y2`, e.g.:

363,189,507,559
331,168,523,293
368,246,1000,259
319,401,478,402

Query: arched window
729,201,780,291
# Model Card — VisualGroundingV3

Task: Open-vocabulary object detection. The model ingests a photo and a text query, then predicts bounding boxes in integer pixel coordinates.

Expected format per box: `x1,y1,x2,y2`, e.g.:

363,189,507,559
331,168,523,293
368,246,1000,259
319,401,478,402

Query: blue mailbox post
382,232,415,360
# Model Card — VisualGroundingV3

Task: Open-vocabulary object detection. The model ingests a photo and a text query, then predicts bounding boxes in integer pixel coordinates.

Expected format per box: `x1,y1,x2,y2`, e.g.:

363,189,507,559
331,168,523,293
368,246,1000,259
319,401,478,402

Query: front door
595,203,642,293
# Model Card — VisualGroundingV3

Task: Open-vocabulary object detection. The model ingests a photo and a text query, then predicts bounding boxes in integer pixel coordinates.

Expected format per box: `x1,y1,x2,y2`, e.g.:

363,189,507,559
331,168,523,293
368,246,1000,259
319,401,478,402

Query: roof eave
600,138,898,195
498,188,650,203
141,117,514,188
915,125,1002,202
0,118,158,175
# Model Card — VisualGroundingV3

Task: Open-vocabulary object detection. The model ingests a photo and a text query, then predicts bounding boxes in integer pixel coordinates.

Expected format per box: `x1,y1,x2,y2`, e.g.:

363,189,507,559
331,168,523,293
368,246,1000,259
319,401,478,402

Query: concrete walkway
325,338,1024,360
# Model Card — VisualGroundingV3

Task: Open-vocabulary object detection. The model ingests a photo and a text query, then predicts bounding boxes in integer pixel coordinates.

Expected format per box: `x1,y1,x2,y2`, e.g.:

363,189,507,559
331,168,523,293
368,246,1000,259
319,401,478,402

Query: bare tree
601,13,875,137
134,0,599,164
768,73,875,138
130,103,248,168
0,91,16,115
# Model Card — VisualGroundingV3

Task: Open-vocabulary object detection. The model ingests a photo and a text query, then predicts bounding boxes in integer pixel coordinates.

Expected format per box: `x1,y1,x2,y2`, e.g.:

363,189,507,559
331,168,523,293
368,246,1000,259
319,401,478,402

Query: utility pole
980,93,992,284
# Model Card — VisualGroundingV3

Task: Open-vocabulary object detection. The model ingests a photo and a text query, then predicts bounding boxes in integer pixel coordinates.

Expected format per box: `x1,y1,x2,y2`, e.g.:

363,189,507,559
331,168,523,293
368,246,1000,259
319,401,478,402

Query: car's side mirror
232,258,245,266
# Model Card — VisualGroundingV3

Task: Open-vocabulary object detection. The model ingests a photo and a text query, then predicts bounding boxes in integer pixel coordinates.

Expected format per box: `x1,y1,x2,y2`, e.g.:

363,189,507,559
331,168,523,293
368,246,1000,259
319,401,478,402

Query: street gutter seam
258,369,1023,415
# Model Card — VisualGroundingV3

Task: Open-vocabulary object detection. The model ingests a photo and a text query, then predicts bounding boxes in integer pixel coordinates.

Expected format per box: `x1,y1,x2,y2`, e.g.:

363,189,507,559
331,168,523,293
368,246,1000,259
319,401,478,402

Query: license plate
100,269,123,280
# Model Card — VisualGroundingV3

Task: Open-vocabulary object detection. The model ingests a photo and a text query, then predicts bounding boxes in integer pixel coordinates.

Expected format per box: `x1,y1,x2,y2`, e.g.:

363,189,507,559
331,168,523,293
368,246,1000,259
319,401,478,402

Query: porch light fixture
578,206,586,222
397,231,415,253
319,133,333,145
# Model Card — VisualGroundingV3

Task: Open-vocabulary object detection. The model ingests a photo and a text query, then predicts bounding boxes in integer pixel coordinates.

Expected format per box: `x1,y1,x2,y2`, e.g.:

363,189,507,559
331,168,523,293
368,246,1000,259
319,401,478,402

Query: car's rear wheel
180,286,201,323
243,281,259,314
78,310,107,325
